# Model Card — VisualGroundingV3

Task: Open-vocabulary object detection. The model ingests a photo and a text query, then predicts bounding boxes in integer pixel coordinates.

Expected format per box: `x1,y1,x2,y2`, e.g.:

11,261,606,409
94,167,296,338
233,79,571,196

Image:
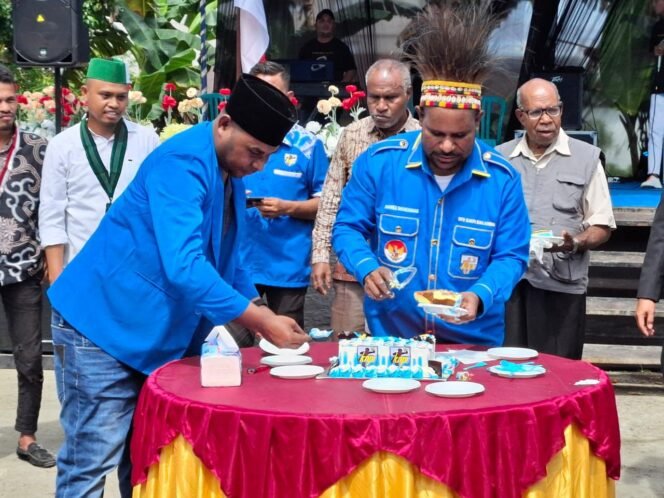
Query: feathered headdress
402,2,498,110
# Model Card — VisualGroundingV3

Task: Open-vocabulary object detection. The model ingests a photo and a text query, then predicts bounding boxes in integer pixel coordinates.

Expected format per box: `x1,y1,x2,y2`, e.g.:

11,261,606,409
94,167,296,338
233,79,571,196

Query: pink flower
164,82,177,92
341,98,353,111
218,101,227,112
219,88,232,96
345,85,357,93
352,91,366,99
290,96,299,106
162,95,177,110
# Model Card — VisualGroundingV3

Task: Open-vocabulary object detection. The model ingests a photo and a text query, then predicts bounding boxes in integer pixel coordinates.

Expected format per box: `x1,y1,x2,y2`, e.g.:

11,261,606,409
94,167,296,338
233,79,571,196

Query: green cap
86,58,129,85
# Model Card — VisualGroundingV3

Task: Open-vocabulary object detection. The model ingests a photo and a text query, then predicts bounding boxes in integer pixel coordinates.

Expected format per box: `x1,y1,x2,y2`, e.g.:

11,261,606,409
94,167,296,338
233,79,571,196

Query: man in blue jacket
241,62,328,330
47,74,310,498
333,5,530,345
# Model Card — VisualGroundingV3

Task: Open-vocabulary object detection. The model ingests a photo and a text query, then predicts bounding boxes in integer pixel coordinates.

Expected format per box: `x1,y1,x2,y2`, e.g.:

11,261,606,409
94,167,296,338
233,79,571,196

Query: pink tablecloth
131,343,620,498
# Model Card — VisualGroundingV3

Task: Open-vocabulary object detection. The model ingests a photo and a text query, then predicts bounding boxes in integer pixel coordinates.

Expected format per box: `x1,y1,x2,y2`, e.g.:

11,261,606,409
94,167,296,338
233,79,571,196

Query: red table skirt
131,344,620,498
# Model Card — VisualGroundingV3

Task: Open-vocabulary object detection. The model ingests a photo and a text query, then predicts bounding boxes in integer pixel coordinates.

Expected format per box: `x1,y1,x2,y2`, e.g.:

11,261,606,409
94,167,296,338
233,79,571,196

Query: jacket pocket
543,252,586,283
377,214,419,268
553,173,585,213
448,225,493,280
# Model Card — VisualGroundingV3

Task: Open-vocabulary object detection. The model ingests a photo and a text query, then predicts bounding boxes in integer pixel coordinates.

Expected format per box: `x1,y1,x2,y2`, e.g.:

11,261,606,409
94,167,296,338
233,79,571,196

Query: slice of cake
414,289,462,306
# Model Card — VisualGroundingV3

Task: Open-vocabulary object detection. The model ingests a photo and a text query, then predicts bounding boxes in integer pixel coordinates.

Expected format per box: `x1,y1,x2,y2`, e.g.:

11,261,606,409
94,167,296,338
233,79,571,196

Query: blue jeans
52,310,144,498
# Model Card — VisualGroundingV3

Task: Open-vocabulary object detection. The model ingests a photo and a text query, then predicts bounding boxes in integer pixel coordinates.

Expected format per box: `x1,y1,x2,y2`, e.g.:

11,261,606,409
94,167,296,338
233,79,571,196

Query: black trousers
504,280,586,360
256,284,307,329
3,274,44,434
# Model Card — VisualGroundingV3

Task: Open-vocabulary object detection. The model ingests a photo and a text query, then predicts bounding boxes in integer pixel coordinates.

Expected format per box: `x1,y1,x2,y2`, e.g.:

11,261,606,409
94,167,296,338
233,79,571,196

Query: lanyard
0,128,18,188
80,118,128,211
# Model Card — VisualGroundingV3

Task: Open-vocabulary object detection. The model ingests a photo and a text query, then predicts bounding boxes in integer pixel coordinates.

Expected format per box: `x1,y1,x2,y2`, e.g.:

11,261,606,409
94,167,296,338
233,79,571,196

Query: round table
130,343,620,498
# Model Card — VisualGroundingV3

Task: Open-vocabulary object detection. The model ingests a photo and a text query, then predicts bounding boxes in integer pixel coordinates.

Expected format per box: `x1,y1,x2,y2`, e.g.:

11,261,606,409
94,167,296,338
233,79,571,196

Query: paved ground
0,368,662,497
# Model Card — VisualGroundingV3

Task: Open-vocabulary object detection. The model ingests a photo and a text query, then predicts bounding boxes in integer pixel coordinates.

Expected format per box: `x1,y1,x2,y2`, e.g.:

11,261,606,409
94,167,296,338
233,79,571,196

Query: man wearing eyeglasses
496,78,615,359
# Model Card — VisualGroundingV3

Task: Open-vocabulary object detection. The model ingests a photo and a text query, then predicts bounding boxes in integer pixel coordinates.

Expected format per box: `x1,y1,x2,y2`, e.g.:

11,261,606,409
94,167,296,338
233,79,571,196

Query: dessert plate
260,355,312,367
487,347,539,360
418,303,469,318
259,339,310,356
270,365,324,379
362,378,421,394
488,365,546,378
425,381,485,398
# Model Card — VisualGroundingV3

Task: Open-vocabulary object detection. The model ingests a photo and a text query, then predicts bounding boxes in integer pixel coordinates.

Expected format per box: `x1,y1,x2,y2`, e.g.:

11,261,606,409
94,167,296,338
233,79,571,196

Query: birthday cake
328,334,456,380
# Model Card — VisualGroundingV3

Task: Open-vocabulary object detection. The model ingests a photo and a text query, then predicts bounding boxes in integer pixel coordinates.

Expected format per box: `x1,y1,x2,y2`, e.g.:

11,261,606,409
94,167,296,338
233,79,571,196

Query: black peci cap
226,73,296,147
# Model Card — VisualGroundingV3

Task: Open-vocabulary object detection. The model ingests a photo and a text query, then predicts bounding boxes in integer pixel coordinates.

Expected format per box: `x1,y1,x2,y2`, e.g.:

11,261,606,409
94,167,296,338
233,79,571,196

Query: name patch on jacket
457,216,495,228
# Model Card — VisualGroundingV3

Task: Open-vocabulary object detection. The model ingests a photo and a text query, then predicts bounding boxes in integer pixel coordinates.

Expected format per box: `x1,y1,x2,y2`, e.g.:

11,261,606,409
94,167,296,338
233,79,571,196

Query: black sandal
16,443,56,468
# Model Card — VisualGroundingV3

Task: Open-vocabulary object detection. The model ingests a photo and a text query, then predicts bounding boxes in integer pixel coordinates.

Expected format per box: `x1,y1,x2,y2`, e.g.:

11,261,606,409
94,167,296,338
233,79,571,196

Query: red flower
17,95,28,105
63,103,75,115
164,82,177,92
352,90,366,99
218,101,227,112
219,88,231,96
162,95,177,110
38,96,52,104
290,96,299,106
62,88,71,95
341,98,353,111
62,115,71,125
345,84,357,93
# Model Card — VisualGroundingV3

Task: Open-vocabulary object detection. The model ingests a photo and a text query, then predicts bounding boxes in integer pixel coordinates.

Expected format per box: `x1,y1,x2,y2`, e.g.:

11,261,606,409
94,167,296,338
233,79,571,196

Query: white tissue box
200,344,242,387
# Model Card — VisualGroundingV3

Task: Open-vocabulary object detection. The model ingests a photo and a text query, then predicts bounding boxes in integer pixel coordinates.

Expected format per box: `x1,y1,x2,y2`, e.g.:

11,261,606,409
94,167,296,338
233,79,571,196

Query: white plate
260,355,312,367
362,378,421,394
487,347,539,360
488,365,546,378
269,365,324,379
259,338,310,356
418,303,469,318
425,381,485,398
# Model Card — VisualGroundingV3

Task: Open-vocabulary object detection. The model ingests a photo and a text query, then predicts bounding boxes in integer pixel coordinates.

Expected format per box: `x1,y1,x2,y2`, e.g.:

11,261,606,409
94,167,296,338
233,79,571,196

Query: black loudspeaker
532,69,584,130
12,0,89,67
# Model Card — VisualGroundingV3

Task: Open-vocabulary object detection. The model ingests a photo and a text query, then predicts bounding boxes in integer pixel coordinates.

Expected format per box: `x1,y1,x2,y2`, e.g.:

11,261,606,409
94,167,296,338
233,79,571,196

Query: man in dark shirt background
642,0,664,188
299,9,357,83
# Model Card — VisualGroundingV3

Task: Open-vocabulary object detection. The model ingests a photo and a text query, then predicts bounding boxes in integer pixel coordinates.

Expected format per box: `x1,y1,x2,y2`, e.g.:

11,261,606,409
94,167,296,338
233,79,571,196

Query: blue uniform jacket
48,122,257,374
332,131,530,345
242,125,328,287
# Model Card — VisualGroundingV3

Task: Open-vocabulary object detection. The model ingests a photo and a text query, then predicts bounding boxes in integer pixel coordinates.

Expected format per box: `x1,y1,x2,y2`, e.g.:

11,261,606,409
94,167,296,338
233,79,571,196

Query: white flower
186,87,199,98
328,97,341,108
178,100,191,113
41,119,55,131
128,90,144,104
317,99,332,115
42,87,54,97
305,121,322,133
139,96,147,104
328,85,339,95
192,97,204,108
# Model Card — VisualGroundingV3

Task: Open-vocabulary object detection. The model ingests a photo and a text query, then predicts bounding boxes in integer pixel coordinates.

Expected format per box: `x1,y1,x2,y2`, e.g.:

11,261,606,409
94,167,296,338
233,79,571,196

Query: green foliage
117,0,217,121
593,0,654,173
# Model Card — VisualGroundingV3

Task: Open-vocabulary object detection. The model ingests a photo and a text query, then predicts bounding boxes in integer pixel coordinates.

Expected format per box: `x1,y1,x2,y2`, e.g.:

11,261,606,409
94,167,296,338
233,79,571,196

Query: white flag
233,0,269,73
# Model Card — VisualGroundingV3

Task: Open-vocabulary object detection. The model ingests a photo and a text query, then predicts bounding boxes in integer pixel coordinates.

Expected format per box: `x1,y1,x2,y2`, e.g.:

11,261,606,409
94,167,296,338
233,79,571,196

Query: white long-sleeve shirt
39,119,159,265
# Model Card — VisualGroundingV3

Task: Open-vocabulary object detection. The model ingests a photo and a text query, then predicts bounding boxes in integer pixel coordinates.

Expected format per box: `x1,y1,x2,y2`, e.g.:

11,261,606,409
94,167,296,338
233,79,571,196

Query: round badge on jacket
384,240,407,264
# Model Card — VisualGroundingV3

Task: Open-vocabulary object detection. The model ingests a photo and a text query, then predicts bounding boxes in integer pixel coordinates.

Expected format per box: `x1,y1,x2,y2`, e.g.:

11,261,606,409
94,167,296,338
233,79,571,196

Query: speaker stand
54,68,63,134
